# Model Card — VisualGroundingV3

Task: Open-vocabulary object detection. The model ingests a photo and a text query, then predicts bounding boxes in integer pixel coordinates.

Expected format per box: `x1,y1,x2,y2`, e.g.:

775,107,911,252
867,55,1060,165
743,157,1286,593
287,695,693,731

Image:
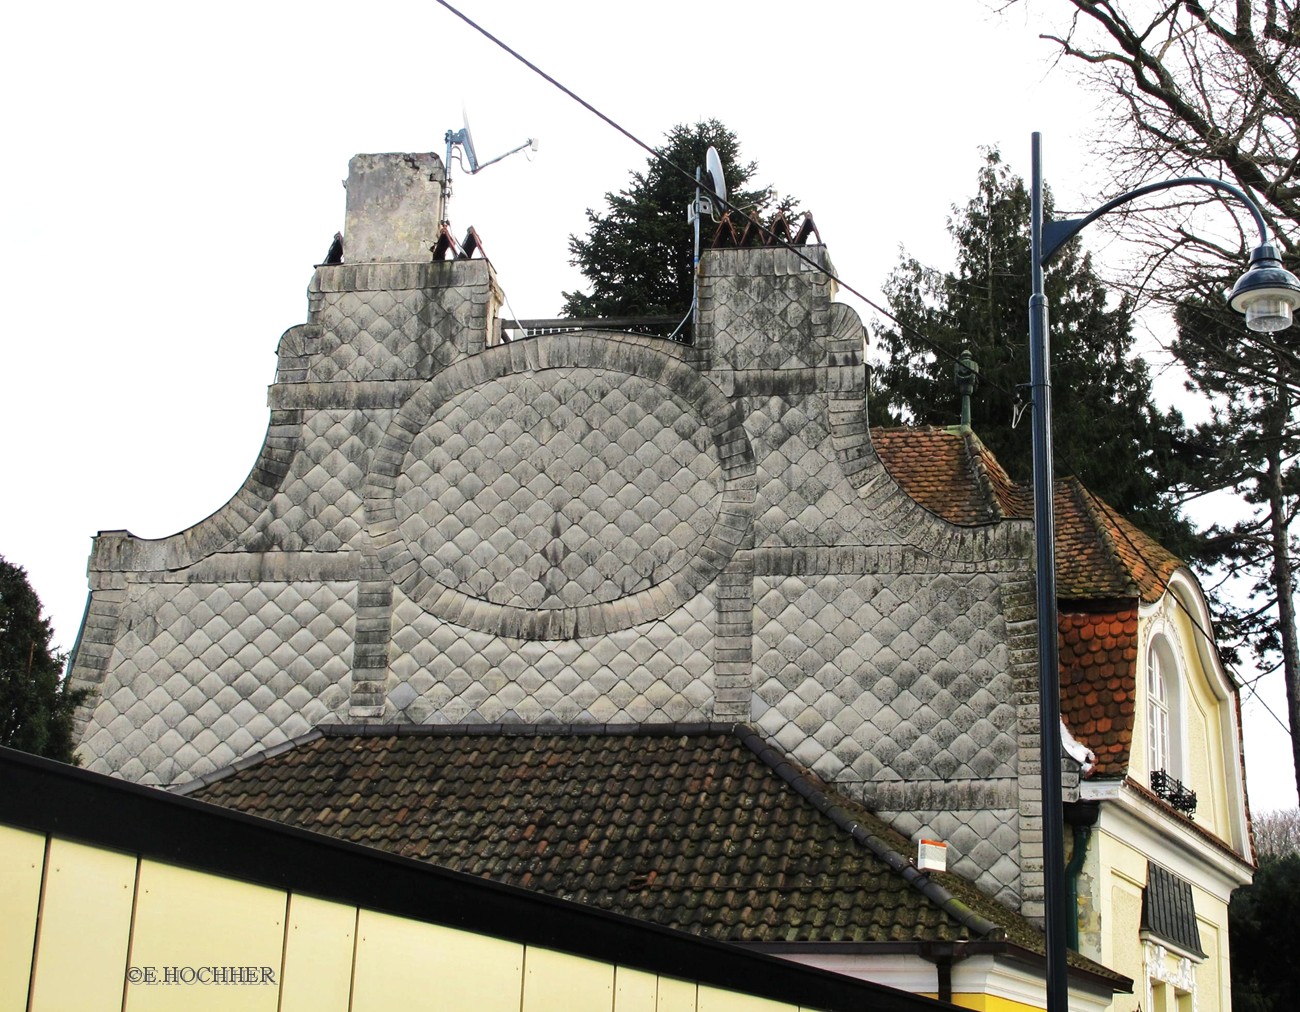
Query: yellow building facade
1073,572,1254,1012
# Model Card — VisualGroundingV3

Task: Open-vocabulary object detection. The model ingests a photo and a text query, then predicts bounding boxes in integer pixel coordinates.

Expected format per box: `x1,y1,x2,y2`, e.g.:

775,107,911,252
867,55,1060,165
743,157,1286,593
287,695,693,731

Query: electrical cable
434,2,1294,744
1080,484,1294,735
431,0,1020,401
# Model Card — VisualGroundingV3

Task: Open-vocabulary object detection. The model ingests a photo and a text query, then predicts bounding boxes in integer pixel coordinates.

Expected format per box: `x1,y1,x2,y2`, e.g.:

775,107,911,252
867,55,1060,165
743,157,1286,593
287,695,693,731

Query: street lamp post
1028,131,1300,1012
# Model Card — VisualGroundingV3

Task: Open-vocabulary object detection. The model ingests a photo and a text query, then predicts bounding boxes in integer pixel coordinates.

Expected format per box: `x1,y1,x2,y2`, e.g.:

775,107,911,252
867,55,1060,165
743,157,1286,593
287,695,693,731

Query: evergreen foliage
870,150,1196,557
0,556,85,763
562,120,785,321
1230,853,1300,1011
1171,290,1300,672
1013,0,1300,804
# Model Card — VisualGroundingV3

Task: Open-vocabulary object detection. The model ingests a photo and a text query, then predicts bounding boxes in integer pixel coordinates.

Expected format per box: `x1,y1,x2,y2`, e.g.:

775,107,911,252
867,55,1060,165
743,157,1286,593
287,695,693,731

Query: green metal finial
955,349,979,428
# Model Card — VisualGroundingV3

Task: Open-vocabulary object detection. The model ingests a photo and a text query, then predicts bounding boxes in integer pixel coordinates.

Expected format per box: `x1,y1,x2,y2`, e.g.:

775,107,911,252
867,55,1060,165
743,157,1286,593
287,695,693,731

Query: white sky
2,0,1293,812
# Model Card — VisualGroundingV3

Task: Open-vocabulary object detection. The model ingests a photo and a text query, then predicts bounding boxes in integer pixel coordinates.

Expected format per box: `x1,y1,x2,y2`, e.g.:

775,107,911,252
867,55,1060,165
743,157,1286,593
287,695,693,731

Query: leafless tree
1009,0,1300,802
1254,807,1300,859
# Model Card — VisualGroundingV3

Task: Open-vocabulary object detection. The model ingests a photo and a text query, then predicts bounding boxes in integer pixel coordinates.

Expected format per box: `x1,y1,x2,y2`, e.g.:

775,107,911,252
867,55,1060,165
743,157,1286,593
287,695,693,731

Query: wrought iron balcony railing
1151,769,1197,817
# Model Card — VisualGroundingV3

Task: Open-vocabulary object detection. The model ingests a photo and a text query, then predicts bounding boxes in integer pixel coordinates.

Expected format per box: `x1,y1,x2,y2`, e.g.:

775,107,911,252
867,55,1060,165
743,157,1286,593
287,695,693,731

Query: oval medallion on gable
366,335,752,639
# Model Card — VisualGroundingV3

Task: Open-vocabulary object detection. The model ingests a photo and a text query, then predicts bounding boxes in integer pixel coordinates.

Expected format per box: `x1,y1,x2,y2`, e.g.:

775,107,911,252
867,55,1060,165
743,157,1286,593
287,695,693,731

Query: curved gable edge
1140,569,1251,862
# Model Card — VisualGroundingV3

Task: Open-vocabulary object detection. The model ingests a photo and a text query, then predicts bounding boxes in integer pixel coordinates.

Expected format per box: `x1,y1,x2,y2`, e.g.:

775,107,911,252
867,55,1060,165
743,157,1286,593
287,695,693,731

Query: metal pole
1029,131,1070,1012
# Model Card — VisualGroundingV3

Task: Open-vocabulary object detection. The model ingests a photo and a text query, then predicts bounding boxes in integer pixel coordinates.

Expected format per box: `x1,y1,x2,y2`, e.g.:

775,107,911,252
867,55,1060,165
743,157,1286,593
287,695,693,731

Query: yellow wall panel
352,909,523,1011
125,860,285,1012
0,826,45,1011
697,984,798,1012
1197,917,1223,1011
523,946,614,1012
614,966,659,1012
657,975,699,1012
280,893,356,1012
29,837,136,1012
949,994,1043,1011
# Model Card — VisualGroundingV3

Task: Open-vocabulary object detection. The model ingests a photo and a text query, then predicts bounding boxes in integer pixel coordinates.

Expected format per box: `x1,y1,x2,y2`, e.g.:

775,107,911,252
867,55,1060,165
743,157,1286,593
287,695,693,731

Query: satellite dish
705,146,726,203
460,108,480,173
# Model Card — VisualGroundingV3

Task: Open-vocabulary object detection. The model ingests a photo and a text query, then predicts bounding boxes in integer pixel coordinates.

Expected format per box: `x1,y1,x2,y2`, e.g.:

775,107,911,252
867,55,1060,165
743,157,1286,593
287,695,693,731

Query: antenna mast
677,146,726,343
443,112,538,222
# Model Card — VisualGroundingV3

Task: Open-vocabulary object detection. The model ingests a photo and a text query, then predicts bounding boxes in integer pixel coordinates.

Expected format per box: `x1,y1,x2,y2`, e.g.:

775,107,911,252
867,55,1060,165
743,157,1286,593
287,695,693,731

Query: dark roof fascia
742,940,1133,993
0,747,948,1012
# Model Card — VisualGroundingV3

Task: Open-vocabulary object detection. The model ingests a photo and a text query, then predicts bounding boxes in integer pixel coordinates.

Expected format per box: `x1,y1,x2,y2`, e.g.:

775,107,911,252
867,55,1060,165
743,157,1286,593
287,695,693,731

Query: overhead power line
431,0,1013,398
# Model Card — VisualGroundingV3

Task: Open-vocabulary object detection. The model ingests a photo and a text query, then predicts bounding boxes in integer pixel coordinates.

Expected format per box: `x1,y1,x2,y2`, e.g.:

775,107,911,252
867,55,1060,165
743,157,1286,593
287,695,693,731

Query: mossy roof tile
191,721,1109,982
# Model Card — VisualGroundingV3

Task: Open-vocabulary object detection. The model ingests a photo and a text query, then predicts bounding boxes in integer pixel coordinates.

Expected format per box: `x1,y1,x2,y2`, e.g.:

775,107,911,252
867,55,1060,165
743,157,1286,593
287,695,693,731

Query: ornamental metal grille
1150,769,1197,816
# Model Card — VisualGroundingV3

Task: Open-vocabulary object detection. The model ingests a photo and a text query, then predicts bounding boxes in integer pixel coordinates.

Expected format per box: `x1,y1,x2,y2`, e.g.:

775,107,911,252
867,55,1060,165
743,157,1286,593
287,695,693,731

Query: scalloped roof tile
1059,605,1140,776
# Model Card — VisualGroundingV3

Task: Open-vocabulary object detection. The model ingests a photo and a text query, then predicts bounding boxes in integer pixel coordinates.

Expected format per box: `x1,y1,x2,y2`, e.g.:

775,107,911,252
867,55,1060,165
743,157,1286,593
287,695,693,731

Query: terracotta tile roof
187,722,1116,981
1067,483,1182,605
873,426,1188,780
872,427,1024,525
872,427,1181,604
1058,605,1139,777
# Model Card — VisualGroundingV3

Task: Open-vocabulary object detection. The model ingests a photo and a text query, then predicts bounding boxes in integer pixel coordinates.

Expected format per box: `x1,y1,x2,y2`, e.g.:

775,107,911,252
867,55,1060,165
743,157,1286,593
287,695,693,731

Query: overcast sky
3,0,1293,811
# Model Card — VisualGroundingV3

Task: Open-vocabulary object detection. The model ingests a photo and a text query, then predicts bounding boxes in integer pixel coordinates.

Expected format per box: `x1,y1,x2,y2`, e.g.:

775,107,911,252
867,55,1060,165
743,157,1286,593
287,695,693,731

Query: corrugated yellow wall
3,826,818,1012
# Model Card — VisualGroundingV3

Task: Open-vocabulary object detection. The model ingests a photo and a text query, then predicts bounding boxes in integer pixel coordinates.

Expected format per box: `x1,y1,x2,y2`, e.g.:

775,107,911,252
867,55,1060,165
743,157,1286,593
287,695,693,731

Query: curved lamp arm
1037,163,1300,333
1040,175,1269,266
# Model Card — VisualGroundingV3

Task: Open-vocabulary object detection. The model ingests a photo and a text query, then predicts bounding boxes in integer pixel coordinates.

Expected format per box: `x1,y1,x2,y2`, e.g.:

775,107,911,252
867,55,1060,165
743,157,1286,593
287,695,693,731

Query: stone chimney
343,152,446,263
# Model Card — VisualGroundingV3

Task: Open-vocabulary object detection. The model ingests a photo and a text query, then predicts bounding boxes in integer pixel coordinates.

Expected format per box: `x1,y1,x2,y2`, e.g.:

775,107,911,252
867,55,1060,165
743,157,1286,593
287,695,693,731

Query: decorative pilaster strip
66,577,129,740
1003,575,1044,919
349,544,393,719
712,549,754,720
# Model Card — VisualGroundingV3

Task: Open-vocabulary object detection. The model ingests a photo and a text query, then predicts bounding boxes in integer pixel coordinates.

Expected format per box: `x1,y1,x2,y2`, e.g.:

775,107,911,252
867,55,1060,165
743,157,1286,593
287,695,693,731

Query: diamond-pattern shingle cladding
392,368,718,610
308,287,468,382
388,587,715,724
70,240,1050,915
746,394,871,547
238,409,389,553
752,573,1016,783
79,581,354,786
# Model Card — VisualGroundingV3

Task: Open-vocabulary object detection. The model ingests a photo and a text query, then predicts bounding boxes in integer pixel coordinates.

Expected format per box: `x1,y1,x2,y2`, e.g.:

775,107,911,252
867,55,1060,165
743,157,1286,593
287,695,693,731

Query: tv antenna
674,145,727,342
443,109,538,221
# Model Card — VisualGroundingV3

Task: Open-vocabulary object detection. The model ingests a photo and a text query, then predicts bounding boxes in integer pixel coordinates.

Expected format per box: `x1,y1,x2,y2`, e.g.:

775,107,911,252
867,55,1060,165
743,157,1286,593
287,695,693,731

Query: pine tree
871,149,1196,557
1003,0,1300,801
1172,289,1300,792
0,556,86,762
562,120,786,321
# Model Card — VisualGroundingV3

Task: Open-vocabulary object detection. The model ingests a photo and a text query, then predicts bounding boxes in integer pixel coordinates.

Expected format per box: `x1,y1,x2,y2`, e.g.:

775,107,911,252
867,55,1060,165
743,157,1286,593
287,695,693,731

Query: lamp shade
1227,245,1300,333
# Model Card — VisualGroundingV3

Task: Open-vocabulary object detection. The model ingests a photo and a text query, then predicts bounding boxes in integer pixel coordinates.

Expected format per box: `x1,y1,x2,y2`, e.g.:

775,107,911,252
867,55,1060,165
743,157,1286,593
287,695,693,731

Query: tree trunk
1265,358,1300,804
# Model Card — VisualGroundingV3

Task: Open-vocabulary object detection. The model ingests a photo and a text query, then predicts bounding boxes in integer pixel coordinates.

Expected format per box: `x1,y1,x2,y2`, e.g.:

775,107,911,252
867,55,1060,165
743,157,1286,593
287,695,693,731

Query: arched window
1147,635,1196,815
1148,644,1172,775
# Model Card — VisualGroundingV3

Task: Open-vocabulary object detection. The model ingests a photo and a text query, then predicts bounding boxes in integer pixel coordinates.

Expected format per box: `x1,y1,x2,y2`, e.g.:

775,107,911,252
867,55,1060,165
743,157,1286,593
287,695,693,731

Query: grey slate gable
67,151,1044,917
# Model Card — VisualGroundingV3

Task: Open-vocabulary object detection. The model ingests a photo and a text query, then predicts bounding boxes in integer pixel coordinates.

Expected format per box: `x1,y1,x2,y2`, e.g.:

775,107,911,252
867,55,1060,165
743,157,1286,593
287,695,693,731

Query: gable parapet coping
308,260,492,294
87,407,305,575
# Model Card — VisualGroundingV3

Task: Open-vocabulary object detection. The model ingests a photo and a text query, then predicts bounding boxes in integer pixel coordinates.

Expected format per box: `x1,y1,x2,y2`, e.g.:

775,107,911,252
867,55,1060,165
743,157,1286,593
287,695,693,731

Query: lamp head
1227,244,1300,333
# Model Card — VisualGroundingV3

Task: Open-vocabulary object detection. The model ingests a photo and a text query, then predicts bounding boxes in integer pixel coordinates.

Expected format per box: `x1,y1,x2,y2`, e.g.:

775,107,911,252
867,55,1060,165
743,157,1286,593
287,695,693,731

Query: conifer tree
871,149,1196,557
562,120,786,321
1006,0,1300,802
0,556,86,763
